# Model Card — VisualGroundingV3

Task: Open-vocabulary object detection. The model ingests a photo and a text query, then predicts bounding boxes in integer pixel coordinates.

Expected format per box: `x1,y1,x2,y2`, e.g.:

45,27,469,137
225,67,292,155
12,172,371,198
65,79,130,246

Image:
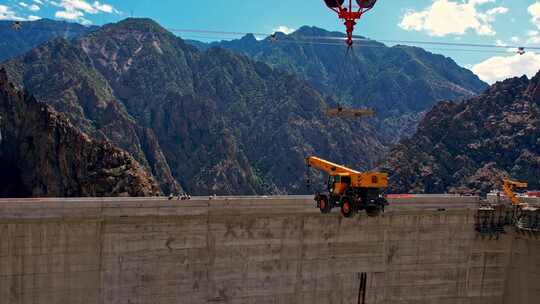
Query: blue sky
2,0,540,83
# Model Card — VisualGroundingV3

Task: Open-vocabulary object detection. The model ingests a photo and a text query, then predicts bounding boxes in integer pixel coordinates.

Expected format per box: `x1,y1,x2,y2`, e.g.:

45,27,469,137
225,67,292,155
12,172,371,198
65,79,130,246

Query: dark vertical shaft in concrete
358,272,367,304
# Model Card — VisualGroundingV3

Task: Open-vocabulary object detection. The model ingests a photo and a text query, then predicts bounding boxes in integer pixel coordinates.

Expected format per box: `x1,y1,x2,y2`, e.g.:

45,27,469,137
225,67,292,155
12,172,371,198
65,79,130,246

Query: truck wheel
319,196,331,214
341,197,355,218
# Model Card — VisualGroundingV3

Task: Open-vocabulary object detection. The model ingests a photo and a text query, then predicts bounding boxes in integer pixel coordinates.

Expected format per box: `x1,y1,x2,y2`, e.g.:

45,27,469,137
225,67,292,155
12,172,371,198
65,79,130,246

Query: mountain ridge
2,18,388,195
0,19,488,146
188,25,488,142
0,18,98,63
188,26,487,105
0,68,160,197
382,73,540,194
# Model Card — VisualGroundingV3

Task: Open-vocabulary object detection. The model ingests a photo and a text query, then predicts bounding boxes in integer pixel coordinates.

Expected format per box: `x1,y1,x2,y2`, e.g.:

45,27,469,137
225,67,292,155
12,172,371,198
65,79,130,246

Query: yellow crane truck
306,156,388,217
502,178,528,206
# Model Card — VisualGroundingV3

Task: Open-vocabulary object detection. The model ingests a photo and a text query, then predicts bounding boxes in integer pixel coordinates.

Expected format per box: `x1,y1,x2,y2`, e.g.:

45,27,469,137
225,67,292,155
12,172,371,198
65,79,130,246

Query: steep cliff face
0,69,160,197
190,26,488,142
382,74,540,194
2,18,386,195
3,34,182,194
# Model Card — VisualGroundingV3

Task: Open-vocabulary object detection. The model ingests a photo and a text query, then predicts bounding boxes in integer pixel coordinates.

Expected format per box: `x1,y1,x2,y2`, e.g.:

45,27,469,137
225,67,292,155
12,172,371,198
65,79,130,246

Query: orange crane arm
503,179,528,206
306,156,360,175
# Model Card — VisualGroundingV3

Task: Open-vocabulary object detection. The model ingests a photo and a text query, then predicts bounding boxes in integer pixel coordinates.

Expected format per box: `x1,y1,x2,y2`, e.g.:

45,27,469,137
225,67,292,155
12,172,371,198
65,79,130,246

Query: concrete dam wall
0,197,538,304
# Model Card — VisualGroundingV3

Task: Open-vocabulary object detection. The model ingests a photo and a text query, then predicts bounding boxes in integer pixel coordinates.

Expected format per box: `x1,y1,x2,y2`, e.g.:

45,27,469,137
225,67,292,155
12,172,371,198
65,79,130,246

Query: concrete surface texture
0,197,538,304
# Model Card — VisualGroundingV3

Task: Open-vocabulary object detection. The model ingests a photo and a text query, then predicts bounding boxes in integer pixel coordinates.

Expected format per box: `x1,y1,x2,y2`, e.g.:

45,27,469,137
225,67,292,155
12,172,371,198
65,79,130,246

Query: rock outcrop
0,68,160,197
382,73,540,194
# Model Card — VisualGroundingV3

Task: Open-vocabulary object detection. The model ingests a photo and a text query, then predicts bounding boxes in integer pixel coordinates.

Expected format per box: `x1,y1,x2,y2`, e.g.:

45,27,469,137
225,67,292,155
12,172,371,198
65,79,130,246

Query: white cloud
0,3,43,20
399,0,508,37
0,4,25,20
526,2,540,43
528,36,540,43
526,28,540,44
529,2,540,29
472,52,540,84
495,39,507,47
55,9,83,20
0,0,118,25
19,2,40,13
93,1,114,13
493,39,521,53
272,25,295,35
51,0,118,24
52,0,97,14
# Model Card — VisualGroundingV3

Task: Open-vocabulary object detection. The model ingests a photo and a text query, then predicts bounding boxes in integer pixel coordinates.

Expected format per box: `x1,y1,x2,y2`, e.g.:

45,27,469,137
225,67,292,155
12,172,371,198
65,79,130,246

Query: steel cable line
4,22,531,54
167,27,540,51
2,22,529,50
180,34,516,55
302,35,540,51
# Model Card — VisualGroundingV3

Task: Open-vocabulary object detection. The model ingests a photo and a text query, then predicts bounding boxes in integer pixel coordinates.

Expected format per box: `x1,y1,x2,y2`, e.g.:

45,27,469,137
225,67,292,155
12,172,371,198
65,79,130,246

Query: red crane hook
323,0,377,48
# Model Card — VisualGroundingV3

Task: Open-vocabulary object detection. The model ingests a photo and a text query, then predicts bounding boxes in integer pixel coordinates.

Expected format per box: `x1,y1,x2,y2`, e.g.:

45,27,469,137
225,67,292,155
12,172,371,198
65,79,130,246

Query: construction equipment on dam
503,178,529,206
475,178,540,238
306,156,388,217
326,103,375,118
3,195,540,304
502,179,540,232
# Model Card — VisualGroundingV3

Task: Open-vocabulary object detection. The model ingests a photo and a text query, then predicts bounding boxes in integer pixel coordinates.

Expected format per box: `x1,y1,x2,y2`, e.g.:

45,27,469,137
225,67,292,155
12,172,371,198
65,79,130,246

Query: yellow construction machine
476,178,539,236
306,156,388,217
502,178,539,232
502,178,528,206
326,104,375,119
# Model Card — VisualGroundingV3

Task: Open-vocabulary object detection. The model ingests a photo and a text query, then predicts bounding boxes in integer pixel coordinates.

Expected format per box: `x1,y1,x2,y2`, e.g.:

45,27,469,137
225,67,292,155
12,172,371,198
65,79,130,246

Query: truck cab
328,174,351,196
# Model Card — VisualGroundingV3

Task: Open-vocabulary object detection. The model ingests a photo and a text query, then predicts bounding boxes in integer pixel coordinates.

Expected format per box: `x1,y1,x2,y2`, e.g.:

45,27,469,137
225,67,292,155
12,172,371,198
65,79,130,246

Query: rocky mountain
382,73,540,194
2,18,387,195
0,19,97,63
0,68,159,197
189,26,488,142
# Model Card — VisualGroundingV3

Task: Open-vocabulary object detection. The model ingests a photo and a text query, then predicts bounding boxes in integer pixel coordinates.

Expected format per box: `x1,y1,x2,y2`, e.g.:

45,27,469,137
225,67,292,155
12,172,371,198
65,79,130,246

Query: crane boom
476,178,537,236
306,156,361,174
503,179,528,206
